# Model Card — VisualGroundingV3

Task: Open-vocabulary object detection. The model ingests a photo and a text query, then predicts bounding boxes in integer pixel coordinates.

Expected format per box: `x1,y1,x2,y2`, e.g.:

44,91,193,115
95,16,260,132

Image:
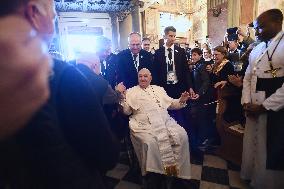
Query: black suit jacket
51,60,119,174
116,49,153,89
0,60,118,189
191,60,213,103
76,64,109,104
153,45,192,98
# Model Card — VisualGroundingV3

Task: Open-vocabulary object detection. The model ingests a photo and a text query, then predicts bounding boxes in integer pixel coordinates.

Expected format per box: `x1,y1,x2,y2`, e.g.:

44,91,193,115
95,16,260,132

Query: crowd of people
0,0,283,188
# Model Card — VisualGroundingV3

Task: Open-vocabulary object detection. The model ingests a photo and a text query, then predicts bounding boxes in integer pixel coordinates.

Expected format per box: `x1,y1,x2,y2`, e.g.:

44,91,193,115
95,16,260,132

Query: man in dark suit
153,26,198,134
153,26,196,99
116,32,153,89
95,36,118,89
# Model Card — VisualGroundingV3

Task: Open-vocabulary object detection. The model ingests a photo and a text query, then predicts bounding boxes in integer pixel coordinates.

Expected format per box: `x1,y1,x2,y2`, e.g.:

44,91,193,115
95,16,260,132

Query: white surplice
241,31,284,189
121,85,191,179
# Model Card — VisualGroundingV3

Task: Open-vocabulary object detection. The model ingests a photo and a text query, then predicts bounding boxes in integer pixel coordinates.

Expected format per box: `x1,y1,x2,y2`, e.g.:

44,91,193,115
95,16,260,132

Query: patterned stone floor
105,150,250,189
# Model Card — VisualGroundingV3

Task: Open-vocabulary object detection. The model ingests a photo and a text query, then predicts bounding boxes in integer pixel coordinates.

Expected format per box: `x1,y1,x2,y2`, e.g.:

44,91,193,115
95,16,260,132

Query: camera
227,27,238,41
227,27,238,35
248,22,254,28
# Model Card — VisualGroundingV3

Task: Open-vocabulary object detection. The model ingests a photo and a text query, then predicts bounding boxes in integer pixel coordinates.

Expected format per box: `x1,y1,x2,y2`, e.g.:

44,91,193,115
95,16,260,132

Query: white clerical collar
204,58,212,61
267,30,284,45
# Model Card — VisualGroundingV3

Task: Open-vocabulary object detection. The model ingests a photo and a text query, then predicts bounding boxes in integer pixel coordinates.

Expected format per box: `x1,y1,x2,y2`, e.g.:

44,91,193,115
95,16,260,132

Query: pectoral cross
264,61,281,78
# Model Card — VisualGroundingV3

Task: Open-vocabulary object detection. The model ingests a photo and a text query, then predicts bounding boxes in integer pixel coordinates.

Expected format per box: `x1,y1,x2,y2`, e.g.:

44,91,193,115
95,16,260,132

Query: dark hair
0,0,28,17
164,26,176,35
158,38,164,48
203,48,212,54
213,46,227,56
264,9,283,23
142,37,150,42
191,48,203,56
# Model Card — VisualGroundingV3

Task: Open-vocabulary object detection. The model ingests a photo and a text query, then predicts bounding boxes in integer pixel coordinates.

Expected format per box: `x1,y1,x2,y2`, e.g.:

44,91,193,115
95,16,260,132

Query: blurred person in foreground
0,8,50,140
0,0,119,188
76,53,128,140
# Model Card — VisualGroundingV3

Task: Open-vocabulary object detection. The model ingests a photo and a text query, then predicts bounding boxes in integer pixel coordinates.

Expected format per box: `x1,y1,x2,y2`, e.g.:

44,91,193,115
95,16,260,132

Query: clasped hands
179,88,199,104
115,82,126,97
243,103,267,119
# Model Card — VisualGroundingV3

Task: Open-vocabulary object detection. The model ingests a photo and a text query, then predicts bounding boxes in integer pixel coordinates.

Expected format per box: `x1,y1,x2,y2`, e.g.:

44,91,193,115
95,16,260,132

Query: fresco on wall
207,3,228,47
145,8,158,35
191,0,207,43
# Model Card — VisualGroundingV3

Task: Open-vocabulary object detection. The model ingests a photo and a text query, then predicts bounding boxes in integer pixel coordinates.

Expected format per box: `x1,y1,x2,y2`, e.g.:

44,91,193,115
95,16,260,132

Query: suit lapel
174,46,180,65
160,47,166,66
173,46,181,74
126,49,136,72
139,50,144,68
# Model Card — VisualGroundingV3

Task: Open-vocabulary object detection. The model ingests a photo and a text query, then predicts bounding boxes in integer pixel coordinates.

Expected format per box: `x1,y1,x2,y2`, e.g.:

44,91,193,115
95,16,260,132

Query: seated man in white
120,68,191,180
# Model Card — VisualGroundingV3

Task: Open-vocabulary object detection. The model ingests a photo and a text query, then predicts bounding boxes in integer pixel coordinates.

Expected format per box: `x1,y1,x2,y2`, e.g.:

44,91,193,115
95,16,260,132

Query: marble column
131,1,140,32
227,0,240,27
109,13,120,51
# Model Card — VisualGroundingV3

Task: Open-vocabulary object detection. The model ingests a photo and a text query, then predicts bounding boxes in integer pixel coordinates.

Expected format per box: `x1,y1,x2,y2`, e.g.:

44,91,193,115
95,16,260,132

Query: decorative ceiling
54,0,135,12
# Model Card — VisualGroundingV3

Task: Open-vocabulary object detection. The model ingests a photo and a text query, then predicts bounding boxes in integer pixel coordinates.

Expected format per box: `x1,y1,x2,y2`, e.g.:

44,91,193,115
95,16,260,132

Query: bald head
259,9,283,24
128,32,142,55
254,9,283,41
138,68,151,75
138,68,152,89
0,15,51,137
77,52,101,75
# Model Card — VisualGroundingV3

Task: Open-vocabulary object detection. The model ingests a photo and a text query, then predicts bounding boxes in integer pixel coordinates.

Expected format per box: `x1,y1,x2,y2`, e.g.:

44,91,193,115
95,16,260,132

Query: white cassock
241,31,284,189
121,85,191,180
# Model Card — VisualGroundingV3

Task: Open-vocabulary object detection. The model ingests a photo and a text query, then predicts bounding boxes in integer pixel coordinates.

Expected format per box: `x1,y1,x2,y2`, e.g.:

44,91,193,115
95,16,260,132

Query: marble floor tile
203,155,227,169
106,163,130,180
199,181,230,189
114,180,141,189
201,166,229,185
228,170,249,189
191,164,202,180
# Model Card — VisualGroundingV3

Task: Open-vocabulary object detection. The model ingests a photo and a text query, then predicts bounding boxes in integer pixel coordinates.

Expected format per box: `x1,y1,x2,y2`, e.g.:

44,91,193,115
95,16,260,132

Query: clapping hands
206,64,214,73
189,88,199,100
228,74,243,87
214,81,227,89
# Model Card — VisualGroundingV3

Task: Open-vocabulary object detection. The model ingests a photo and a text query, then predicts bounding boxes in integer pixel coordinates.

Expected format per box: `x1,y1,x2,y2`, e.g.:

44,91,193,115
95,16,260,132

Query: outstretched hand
189,88,199,100
180,91,190,103
228,74,242,87
214,81,227,89
115,82,126,94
